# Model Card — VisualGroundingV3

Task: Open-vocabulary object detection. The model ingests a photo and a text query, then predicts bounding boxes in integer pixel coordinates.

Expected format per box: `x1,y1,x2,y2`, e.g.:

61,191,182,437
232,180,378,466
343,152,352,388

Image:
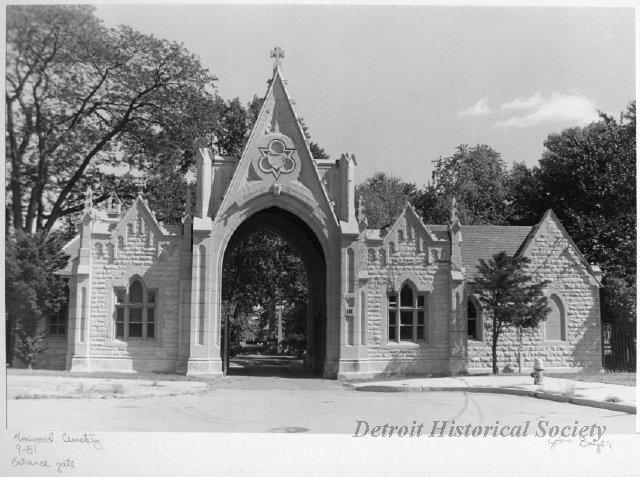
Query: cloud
458,97,492,117
495,92,598,128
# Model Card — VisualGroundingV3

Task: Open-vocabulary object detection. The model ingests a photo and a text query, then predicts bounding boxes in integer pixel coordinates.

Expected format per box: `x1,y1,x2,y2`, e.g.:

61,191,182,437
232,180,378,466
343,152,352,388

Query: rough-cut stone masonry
467,213,601,372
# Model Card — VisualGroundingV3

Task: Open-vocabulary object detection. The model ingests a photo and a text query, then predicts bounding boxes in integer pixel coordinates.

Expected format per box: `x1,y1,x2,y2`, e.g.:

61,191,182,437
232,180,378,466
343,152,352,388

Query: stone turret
337,153,357,225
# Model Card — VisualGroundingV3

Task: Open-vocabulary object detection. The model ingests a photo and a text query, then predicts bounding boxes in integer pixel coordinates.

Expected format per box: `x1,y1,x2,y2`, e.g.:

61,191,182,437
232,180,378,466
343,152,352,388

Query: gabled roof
381,203,442,243
114,195,165,237
460,225,533,278
214,64,338,228
516,209,601,283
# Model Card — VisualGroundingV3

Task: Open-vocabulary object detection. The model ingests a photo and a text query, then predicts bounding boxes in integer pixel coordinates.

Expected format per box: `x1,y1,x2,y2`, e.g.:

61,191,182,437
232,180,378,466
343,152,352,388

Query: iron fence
602,322,637,372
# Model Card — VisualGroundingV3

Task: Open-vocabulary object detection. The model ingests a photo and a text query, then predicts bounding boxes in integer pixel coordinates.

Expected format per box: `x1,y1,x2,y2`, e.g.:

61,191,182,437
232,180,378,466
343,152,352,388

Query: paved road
7,370,635,435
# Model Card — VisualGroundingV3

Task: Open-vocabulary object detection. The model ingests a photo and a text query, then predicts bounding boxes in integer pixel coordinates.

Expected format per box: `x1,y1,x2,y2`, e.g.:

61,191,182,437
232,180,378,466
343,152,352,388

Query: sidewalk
7,374,209,400
354,376,637,414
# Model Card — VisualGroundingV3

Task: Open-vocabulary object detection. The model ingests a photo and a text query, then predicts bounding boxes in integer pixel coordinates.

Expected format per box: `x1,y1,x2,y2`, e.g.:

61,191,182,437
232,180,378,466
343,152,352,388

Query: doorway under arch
221,207,327,376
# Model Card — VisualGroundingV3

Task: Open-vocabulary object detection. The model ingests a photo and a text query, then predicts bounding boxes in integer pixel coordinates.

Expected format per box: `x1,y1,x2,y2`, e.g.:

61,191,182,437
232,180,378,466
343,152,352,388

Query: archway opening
221,207,326,377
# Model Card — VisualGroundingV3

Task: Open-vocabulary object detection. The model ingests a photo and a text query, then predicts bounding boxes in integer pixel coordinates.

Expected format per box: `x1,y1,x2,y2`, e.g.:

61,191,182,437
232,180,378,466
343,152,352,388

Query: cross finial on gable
271,46,285,69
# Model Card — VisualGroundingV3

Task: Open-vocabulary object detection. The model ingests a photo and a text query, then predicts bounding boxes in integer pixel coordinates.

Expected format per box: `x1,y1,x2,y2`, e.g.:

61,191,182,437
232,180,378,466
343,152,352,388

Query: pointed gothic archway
221,206,327,375
184,54,352,379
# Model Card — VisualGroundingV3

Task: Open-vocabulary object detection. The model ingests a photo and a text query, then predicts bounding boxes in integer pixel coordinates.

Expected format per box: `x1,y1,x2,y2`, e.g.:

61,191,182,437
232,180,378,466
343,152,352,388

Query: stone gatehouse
41,55,603,379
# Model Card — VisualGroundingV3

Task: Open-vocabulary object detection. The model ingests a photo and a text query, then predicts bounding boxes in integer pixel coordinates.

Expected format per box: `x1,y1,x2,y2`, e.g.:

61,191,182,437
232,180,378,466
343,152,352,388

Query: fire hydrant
530,358,544,385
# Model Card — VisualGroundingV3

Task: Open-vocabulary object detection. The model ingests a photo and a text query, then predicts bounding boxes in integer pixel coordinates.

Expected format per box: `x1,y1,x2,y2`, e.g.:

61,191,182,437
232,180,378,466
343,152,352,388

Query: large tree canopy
356,172,418,230
416,144,512,225
529,104,636,325
222,231,308,348
6,5,218,234
533,103,636,284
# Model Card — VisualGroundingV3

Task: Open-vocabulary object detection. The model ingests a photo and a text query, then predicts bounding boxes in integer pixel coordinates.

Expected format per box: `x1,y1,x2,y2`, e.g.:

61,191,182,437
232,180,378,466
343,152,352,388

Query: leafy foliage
471,252,550,374
416,144,512,225
601,276,637,326
356,172,418,229
298,117,330,160
522,103,636,323
5,230,70,367
222,231,308,351
532,104,636,285
6,5,218,234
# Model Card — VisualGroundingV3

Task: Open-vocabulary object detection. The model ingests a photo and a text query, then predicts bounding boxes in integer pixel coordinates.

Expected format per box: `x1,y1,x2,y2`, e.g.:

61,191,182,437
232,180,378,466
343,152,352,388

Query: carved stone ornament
258,138,296,179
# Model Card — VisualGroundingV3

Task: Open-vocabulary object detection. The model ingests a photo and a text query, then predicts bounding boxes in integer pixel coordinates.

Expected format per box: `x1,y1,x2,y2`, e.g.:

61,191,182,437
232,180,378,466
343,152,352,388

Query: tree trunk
492,318,499,375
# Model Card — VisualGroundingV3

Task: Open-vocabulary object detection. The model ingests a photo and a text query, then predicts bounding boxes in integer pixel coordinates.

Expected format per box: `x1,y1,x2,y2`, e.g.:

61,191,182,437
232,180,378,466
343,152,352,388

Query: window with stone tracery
114,278,156,340
388,282,426,343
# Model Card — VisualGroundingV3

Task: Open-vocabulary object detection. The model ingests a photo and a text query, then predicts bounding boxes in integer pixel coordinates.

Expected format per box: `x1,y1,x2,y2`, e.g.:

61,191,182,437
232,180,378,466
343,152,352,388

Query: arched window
49,280,69,336
545,295,566,341
114,278,156,340
467,297,482,341
388,282,426,343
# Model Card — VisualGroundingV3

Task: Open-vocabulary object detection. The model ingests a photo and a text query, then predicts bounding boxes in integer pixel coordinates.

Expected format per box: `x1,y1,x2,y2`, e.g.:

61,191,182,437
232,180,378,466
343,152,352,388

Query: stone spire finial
450,197,458,224
357,195,368,228
107,191,122,218
271,46,285,69
357,195,365,221
185,185,192,216
84,185,93,212
210,133,219,155
135,178,145,196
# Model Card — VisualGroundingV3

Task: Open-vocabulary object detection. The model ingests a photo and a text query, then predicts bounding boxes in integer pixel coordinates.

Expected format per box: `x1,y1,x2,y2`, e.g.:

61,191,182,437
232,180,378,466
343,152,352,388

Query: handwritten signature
580,437,613,453
548,437,573,450
548,437,613,453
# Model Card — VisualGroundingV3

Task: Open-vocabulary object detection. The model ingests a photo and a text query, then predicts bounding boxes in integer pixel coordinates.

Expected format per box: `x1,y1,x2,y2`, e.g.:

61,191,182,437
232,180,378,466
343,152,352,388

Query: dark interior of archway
221,207,326,378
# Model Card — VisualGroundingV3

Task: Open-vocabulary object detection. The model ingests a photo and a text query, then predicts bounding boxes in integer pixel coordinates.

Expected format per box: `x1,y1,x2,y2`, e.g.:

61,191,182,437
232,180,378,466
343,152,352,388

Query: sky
95,4,635,187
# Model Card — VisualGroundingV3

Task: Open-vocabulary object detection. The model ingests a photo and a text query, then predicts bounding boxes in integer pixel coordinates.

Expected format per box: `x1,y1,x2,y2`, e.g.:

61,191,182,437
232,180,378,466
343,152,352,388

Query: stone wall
364,219,451,375
467,216,602,372
88,212,183,373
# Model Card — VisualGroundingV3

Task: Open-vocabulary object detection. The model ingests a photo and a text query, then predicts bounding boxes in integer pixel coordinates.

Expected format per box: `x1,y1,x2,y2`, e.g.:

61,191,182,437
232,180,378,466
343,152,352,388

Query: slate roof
460,225,533,278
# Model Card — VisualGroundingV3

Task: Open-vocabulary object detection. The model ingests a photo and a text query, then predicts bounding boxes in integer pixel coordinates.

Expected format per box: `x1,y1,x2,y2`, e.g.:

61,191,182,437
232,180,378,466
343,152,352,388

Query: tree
356,172,418,229
416,144,511,225
601,276,637,326
222,231,308,352
6,5,218,235
533,103,636,284
505,161,541,226
297,117,329,160
5,230,70,367
526,103,636,324
471,252,550,374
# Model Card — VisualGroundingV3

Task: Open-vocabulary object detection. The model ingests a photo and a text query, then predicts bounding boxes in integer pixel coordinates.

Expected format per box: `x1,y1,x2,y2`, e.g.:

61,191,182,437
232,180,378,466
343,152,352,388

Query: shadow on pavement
227,355,319,379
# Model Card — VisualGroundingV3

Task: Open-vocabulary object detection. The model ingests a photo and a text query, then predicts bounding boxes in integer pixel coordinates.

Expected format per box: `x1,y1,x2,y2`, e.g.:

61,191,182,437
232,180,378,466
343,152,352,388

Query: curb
355,385,636,414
